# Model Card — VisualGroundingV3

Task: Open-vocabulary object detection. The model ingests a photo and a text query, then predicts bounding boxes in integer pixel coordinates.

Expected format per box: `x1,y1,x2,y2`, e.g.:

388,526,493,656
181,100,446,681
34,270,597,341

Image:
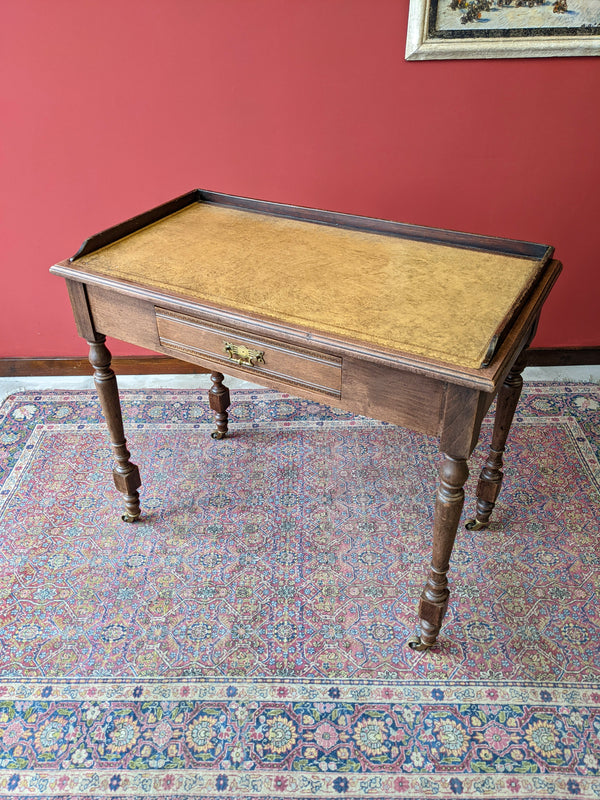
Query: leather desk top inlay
71,203,545,370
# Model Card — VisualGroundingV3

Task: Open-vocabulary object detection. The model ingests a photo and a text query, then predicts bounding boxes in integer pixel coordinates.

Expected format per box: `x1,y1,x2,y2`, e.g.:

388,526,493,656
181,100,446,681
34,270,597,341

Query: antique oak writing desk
51,190,562,650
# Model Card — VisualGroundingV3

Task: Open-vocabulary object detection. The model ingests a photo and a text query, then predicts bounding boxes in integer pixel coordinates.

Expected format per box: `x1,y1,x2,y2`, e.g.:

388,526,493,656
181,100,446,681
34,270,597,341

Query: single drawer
155,307,342,397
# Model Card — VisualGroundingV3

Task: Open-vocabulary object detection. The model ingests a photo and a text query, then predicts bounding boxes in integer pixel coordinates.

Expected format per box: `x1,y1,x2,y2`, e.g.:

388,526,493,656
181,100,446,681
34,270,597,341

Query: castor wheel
407,635,434,651
211,430,226,440
465,518,489,531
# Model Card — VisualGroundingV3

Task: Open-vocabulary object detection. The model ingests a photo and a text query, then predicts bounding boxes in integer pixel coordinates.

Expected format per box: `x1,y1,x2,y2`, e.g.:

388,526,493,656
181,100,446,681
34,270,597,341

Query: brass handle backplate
224,341,265,367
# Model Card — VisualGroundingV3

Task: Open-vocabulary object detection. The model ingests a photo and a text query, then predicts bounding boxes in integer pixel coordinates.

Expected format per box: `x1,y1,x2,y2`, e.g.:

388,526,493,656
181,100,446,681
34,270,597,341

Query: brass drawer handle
224,341,265,367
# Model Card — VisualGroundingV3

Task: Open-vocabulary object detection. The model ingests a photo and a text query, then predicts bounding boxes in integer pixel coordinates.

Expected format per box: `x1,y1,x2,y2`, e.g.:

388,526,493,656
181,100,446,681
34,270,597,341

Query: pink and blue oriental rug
0,384,598,799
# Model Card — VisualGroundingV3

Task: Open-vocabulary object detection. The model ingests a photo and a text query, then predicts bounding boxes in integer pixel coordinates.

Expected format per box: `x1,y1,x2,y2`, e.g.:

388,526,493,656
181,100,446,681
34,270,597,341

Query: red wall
2,1,599,358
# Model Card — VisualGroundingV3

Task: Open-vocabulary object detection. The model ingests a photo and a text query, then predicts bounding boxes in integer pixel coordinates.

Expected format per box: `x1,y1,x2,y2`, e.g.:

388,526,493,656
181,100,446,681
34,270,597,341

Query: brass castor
465,518,489,531
121,512,141,523
407,635,434,651
211,430,226,440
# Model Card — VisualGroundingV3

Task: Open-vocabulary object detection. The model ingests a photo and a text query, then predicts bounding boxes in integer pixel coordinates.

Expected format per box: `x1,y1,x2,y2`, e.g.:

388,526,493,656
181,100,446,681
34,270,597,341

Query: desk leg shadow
465,356,526,532
88,336,142,523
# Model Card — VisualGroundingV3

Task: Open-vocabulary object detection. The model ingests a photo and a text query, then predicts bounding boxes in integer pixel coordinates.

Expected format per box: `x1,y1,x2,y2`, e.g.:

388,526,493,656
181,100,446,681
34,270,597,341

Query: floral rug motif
0,385,598,799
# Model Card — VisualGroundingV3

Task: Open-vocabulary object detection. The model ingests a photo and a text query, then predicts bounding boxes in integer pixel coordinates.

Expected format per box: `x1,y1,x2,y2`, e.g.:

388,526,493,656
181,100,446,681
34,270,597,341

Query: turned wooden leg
465,355,526,532
88,336,141,523
209,372,230,440
409,454,469,650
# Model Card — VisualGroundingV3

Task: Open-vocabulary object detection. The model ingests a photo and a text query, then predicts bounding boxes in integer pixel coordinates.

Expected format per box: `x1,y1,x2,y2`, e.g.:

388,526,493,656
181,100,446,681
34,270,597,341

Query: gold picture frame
406,0,600,59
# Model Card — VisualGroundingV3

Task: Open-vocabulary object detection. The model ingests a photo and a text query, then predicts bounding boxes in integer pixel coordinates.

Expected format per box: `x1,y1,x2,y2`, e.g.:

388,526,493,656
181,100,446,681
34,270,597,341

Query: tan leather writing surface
74,204,541,368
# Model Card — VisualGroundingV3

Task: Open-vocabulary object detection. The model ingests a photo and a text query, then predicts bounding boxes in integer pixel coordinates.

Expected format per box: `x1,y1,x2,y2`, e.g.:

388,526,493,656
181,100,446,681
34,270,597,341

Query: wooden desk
50,190,562,650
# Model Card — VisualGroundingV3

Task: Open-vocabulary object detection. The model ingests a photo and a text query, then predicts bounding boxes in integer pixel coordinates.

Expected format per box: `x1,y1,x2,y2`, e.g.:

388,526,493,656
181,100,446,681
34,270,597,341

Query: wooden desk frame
51,190,562,650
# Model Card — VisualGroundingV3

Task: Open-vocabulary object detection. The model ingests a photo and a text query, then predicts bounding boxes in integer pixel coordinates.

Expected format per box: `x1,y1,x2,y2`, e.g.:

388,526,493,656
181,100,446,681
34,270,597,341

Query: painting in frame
406,0,600,59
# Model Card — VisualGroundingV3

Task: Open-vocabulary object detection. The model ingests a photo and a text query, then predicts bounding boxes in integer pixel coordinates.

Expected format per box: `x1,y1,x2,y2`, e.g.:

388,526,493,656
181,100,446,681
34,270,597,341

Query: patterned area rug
0,384,598,799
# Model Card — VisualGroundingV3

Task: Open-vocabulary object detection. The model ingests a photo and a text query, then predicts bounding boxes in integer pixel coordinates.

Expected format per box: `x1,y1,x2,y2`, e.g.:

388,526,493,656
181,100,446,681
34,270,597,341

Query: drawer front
156,307,342,397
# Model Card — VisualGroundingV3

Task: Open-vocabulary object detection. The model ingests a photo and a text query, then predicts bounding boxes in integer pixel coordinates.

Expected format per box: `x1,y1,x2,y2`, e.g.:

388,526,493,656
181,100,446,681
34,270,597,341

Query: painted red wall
1,1,599,358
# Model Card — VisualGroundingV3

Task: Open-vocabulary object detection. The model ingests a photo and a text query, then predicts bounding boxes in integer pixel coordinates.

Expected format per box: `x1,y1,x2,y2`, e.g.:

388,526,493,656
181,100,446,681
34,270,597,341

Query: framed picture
406,0,600,59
